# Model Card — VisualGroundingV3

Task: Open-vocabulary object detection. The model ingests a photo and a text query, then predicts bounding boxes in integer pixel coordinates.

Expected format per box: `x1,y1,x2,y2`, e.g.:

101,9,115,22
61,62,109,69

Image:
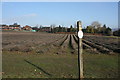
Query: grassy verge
2,51,78,78
83,51,118,78
2,51,118,78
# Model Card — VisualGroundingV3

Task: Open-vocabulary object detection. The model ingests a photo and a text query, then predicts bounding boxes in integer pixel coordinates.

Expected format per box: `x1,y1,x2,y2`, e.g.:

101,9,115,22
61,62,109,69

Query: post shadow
24,59,52,76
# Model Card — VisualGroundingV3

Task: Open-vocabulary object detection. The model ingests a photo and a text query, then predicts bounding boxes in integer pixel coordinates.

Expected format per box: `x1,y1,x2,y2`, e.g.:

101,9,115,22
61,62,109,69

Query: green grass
83,52,118,78
2,51,78,78
104,36,120,38
2,51,118,78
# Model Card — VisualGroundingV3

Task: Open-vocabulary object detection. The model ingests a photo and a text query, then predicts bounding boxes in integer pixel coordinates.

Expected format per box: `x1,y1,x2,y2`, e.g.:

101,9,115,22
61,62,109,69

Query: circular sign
78,31,83,38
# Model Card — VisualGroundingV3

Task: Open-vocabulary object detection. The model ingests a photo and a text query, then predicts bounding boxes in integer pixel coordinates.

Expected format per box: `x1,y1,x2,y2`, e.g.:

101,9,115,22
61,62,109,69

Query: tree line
82,24,112,36
32,21,119,36
50,25,77,33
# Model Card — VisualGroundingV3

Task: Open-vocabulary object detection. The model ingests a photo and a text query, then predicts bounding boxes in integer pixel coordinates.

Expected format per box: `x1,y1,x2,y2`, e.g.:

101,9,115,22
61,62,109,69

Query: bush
113,29,120,36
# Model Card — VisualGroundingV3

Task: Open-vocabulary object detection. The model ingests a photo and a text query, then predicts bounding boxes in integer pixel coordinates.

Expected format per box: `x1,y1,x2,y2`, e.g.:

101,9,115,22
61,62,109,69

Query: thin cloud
23,13,37,17
2,13,38,24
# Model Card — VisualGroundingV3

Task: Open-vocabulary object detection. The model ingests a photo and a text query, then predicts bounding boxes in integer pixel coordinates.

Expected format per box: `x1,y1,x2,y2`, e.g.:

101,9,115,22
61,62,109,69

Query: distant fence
55,32,76,34
55,32,103,36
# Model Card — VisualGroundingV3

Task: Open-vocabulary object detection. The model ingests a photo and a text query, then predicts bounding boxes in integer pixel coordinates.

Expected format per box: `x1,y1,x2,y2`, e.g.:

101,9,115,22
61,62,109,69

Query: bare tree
91,21,101,28
50,24,56,28
50,24,56,33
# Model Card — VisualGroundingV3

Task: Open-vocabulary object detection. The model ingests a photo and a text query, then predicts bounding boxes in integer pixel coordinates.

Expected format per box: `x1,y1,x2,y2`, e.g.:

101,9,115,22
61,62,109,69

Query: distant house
22,25,33,31
1,24,9,30
9,23,21,30
0,23,21,30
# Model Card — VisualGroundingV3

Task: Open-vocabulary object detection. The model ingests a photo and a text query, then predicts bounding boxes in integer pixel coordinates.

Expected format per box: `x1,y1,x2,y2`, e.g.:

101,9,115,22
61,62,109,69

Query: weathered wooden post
77,21,83,79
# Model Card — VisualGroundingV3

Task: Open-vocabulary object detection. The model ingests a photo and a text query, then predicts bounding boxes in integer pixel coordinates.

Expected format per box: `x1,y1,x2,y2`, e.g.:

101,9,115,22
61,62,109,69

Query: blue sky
2,2,118,28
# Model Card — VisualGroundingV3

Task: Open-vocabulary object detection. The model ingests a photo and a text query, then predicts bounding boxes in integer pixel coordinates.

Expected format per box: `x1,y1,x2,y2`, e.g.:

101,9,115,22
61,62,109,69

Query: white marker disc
78,31,83,38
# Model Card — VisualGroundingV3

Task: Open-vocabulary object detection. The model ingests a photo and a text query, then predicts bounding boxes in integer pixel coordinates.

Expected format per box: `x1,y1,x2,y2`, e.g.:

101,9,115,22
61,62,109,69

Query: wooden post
77,21,83,79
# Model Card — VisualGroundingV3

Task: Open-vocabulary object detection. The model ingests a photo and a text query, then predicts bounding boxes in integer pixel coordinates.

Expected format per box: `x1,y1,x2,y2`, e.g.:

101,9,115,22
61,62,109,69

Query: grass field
2,50,118,78
2,32,119,78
